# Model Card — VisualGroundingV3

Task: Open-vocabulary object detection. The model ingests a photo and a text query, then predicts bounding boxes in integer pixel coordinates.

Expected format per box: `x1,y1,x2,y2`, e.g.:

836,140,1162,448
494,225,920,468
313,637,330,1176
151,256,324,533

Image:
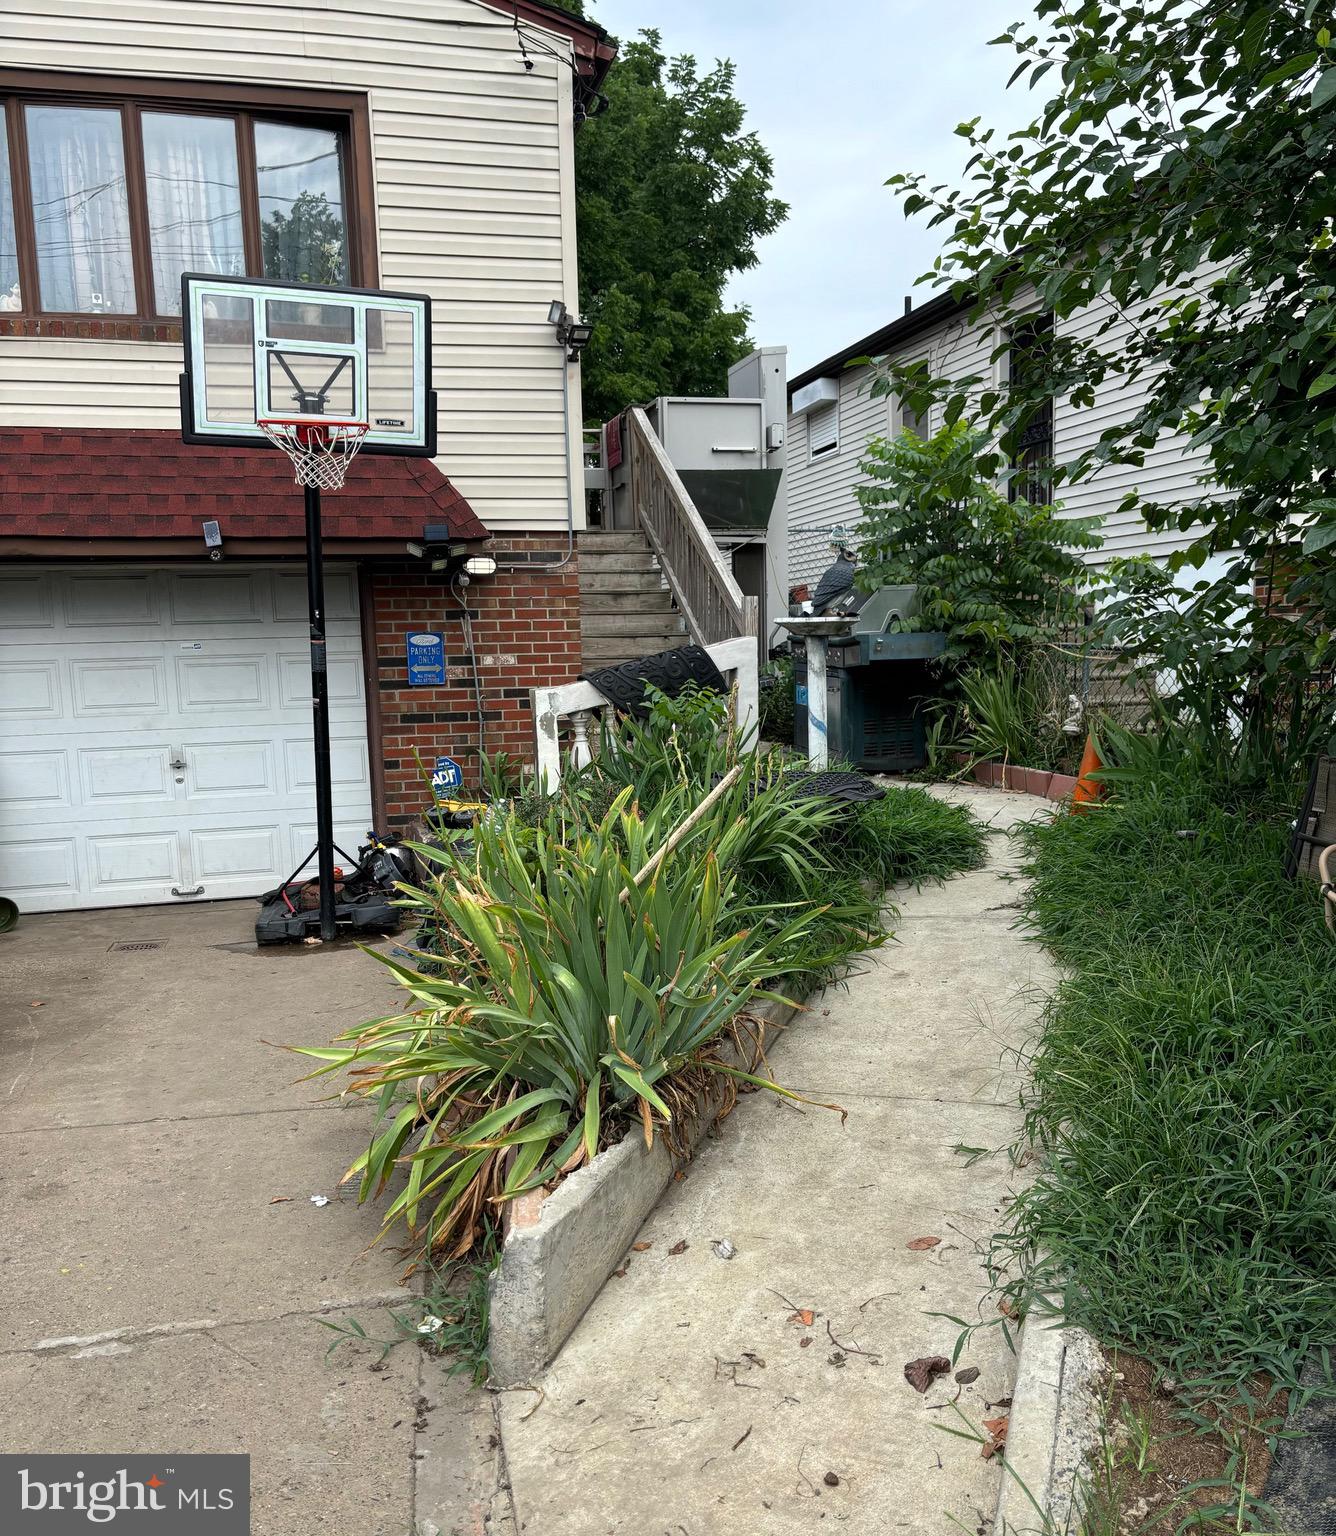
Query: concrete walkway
497,784,1055,1535
0,899,499,1536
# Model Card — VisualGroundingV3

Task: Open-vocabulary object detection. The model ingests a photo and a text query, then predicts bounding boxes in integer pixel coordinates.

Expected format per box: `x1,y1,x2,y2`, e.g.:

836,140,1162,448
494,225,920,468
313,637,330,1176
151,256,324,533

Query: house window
0,122,20,309
897,399,925,437
808,400,839,461
1007,315,1055,504
141,111,247,314
255,120,349,287
0,78,370,325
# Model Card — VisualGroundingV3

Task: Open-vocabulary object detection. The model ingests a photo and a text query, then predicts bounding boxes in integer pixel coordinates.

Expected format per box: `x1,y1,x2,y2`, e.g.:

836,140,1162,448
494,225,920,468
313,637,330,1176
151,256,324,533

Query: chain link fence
1047,632,1159,734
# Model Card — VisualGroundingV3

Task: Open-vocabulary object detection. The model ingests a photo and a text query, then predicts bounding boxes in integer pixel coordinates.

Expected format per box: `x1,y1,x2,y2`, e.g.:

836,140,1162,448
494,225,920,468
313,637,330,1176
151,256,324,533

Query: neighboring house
0,0,615,913
786,291,1225,593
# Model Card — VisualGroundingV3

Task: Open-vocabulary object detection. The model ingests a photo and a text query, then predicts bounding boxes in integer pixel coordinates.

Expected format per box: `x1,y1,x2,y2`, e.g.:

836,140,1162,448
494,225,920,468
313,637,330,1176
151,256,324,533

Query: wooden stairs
577,529,688,669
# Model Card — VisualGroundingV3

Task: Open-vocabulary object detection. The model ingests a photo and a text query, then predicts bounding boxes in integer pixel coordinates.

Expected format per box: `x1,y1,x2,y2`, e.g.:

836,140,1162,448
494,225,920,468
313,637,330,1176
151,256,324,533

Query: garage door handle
169,756,187,771
171,884,204,898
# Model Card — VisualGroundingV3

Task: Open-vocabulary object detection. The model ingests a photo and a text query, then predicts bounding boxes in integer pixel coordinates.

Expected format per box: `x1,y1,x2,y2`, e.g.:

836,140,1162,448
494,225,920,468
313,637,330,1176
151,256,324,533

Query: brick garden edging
487,997,799,1387
968,760,1080,801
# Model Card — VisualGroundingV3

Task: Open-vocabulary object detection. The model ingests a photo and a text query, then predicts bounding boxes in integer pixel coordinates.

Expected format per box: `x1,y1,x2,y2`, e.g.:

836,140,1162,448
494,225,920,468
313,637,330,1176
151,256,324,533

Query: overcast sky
587,0,1038,377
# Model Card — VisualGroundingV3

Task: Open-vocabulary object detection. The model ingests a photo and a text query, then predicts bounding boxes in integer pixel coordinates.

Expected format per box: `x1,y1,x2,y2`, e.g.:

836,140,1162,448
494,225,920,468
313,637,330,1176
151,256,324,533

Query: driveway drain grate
107,940,165,953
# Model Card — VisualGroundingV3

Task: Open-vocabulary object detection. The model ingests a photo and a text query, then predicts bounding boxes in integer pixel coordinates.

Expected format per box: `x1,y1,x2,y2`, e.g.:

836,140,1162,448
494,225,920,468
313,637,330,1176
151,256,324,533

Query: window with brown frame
0,75,376,328
1007,314,1056,506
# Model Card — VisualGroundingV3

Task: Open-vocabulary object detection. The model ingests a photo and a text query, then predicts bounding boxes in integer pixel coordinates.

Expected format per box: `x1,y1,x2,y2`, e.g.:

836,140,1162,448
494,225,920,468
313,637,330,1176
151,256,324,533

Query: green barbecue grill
792,587,946,772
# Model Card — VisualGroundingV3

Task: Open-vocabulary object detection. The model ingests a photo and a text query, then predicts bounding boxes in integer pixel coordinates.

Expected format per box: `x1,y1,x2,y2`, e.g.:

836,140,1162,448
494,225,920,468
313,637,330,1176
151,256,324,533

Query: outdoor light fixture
547,297,593,361
407,534,498,578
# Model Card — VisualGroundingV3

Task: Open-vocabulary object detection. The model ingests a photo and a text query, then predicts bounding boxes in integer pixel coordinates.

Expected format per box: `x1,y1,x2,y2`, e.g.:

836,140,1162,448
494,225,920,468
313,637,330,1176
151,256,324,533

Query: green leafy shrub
759,655,796,742
1098,556,1335,786
853,421,1100,669
591,682,734,806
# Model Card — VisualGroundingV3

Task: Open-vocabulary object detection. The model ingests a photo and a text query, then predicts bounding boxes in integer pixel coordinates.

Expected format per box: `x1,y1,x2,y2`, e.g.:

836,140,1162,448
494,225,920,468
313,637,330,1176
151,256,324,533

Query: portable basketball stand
180,272,437,943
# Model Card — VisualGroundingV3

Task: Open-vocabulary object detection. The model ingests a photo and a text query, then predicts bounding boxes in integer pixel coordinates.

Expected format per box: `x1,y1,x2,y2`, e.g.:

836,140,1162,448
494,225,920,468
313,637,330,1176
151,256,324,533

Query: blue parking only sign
406,630,445,686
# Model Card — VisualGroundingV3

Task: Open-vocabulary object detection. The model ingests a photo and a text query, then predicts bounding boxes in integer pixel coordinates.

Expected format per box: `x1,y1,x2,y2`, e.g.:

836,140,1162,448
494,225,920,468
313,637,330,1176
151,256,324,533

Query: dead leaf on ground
788,1309,815,1327
612,1262,629,1278
997,1298,1018,1318
903,1356,952,1394
955,1366,981,1385
981,1414,1009,1459
268,1196,293,1205
632,1242,651,1252
799,1337,813,1349
668,1240,688,1256
906,1236,942,1251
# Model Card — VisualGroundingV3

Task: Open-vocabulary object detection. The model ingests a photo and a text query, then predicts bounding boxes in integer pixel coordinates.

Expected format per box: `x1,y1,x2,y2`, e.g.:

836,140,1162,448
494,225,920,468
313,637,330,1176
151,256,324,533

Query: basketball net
257,419,370,490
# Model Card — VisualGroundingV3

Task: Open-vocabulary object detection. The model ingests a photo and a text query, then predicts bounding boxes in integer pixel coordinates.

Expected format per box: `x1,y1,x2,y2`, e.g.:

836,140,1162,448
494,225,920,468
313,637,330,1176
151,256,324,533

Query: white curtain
142,112,244,315
0,127,20,309
25,104,135,314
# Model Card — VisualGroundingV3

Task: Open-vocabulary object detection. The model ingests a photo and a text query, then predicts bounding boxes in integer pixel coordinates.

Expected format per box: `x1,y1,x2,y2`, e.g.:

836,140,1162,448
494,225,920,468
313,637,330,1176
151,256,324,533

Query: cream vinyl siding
0,0,584,533
786,366,888,587
1052,294,1215,563
787,288,1216,583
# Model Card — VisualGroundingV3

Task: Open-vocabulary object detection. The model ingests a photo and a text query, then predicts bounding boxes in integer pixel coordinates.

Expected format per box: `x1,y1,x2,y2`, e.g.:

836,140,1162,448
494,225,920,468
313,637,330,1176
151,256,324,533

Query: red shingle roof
0,428,489,542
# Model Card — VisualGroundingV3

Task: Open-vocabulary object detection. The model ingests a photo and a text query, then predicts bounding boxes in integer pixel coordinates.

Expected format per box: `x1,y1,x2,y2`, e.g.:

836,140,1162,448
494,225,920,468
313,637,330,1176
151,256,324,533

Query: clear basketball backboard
179,273,436,457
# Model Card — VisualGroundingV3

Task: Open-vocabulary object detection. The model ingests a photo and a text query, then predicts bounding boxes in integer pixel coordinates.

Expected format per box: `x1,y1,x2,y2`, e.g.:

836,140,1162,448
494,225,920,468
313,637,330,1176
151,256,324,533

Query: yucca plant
298,787,829,1262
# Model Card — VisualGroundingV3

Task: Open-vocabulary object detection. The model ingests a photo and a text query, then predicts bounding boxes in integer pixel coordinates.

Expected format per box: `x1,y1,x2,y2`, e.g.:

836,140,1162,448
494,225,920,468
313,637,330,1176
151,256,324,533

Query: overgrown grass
1002,772,1336,1384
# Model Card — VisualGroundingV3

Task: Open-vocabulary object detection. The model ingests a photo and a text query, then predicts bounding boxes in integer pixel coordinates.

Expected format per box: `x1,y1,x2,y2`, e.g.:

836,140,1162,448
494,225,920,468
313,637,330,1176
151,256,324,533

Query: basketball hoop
258,418,370,490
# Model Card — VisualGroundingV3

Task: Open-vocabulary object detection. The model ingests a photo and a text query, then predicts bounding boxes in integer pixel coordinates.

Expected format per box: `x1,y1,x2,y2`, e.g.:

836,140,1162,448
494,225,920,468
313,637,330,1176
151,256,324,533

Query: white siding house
0,0,613,913
786,290,1217,590
0,0,608,530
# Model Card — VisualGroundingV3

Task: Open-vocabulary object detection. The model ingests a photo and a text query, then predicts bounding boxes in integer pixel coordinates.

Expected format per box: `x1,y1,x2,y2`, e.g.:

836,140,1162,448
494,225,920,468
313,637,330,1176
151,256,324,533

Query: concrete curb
994,1309,1103,1534
487,998,798,1387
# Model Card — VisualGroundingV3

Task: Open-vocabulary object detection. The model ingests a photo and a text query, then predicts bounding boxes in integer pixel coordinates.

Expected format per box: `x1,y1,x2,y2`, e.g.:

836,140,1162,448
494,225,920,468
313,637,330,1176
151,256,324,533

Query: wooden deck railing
626,406,758,647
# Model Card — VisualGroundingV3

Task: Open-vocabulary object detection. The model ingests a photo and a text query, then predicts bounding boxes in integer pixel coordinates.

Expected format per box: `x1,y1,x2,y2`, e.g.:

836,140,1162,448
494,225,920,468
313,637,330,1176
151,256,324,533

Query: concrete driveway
0,899,499,1535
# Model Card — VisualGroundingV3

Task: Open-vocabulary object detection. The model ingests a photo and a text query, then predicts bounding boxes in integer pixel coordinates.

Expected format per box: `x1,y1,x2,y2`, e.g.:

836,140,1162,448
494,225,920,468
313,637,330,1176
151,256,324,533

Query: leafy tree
261,190,346,287
876,1,1336,716
854,421,1100,668
568,27,787,423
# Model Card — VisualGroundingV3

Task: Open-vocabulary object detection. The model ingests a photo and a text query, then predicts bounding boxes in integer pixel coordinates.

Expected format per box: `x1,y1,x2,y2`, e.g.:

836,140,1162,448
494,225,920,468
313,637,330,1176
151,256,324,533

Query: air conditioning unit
791,376,839,416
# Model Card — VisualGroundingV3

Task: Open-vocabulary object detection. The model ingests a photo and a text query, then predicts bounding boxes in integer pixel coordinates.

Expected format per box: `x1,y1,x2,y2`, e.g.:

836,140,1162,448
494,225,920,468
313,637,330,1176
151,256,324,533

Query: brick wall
369,535,582,824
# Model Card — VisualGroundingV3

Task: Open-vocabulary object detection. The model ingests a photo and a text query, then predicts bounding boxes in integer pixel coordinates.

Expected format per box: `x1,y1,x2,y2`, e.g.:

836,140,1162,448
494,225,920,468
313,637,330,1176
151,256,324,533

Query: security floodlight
547,298,568,327
564,319,594,358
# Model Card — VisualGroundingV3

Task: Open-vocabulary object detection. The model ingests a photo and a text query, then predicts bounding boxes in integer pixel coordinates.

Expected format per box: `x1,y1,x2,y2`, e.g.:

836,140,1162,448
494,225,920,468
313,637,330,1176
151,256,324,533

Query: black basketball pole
304,482,338,943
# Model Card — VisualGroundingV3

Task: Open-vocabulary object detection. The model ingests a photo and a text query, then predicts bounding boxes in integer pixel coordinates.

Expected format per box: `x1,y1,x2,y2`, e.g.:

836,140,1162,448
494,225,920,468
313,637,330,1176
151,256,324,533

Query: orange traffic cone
1070,732,1103,814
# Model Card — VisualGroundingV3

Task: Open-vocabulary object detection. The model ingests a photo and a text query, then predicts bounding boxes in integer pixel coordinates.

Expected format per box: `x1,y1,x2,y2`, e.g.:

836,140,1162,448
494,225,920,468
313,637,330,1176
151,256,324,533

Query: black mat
783,770,886,804
580,644,728,718
1263,1350,1336,1535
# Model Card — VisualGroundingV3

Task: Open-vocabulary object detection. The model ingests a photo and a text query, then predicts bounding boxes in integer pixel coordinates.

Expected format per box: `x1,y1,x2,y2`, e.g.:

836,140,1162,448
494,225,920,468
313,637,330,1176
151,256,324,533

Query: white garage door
0,565,375,913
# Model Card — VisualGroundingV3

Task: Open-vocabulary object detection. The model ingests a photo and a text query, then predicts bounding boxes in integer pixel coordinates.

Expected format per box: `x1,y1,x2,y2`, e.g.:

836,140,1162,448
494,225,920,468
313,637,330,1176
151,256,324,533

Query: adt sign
431,756,463,794
405,631,445,687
